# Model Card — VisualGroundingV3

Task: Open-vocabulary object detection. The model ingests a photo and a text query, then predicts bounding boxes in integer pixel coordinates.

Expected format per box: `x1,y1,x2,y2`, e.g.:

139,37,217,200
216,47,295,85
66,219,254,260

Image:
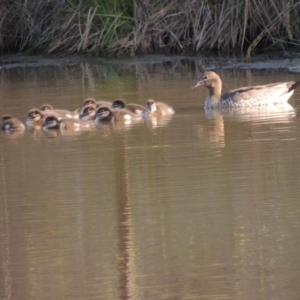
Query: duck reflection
144,115,173,128
0,130,25,140
198,112,225,147
199,103,296,147
204,102,296,122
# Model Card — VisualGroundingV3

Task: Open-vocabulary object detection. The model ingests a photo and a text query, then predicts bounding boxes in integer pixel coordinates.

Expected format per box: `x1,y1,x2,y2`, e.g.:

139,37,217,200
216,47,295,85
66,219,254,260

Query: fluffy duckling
26,108,52,128
145,99,174,116
42,115,92,131
1,115,25,131
79,104,97,121
192,71,300,108
111,99,146,115
82,97,112,109
94,106,142,124
40,104,79,119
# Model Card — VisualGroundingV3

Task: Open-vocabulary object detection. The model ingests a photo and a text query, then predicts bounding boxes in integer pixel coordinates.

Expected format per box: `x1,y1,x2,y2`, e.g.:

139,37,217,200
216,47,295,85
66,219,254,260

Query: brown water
1,58,300,300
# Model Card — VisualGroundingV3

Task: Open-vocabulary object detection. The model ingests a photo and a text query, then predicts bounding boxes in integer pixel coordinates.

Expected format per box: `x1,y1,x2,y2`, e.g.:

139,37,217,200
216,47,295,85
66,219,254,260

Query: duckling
192,71,300,108
94,106,142,124
26,109,52,128
42,115,92,131
82,97,112,109
111,99,146,115
40,104,79,119
145,99,174,116
1,115,25,131
79,104,97,121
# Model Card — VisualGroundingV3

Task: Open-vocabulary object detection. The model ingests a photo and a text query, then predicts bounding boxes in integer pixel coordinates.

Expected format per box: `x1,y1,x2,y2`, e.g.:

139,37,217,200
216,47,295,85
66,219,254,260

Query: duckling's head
27,109,43,121
40,104,54,111
80,104,96,121
82,97,97,107
146,99,157,112
111,99,126,109
2,114,13,122
192,71,221,90
42,115,60,130
95,106,112,121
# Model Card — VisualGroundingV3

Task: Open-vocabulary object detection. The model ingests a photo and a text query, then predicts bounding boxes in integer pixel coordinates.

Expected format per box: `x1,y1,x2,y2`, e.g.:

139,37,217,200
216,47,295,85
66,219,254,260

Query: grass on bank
0,0,299,57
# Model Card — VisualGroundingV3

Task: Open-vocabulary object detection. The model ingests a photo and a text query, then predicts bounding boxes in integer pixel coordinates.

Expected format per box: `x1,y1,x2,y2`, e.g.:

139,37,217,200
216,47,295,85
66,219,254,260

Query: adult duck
192,71,300,109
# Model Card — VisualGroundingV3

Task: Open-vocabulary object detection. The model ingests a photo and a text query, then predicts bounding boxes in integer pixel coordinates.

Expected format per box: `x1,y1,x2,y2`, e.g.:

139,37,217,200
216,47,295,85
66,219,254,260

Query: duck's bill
192,81,203,89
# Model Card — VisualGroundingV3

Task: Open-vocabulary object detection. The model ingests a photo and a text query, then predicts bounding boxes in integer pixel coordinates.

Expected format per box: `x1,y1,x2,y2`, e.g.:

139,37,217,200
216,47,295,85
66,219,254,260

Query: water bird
111,99,146,115
79,104,97,121
192,71,300,109
95,106,142,124
42,115,92,131
40,104,79,119
26,108,54,128
82,97,112,108
1,115,25,131
144,99,174,116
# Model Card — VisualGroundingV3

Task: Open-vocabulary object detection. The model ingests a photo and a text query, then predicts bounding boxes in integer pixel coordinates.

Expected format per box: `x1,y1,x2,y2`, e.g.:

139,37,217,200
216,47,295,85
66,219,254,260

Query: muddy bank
0,54,300,73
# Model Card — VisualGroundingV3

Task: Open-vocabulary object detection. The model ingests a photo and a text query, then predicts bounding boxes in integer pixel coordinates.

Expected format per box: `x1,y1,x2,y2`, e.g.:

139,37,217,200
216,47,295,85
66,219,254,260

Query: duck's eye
203,75,208,80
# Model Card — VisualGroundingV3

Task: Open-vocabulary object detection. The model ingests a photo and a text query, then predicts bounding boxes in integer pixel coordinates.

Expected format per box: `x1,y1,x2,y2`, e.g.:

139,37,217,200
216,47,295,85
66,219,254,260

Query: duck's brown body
192,71,300,109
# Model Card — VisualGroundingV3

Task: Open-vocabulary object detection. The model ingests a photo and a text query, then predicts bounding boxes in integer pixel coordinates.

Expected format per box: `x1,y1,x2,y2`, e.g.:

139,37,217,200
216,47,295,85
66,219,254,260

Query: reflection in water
200,103,296,148
1,169,12,300
198,113,225,148
204,102,296,122
0,130,26,140
114,137,135,300
1,61,300,299
144,115,173,128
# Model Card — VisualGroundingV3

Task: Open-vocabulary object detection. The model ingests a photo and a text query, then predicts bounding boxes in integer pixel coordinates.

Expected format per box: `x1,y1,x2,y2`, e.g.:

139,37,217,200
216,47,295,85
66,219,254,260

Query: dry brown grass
130,0,300,57
0,0,299,56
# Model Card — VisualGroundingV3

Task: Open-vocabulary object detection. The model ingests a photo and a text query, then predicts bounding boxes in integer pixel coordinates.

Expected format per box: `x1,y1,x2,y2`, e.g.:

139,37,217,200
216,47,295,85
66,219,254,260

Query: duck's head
40,104,54,111
82,97,97,107
42,115,60,129
192,71,221,89
80,104,96,121
27,109,43,121
146,99,157,112
95,106,112,121
111,99,126,109
2,114,13,122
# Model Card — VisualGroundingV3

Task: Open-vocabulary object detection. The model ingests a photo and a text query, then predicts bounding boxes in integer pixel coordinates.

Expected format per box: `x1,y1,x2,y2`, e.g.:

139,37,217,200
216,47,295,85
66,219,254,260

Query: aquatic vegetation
0,0,299,56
